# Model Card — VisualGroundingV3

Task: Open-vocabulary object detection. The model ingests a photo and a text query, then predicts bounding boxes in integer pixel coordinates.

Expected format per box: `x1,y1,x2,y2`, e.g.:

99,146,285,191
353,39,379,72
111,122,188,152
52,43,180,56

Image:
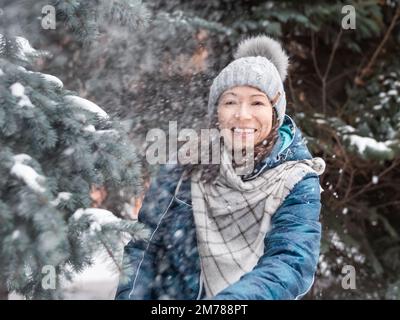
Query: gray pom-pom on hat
207,34,289,127
234,35,289,81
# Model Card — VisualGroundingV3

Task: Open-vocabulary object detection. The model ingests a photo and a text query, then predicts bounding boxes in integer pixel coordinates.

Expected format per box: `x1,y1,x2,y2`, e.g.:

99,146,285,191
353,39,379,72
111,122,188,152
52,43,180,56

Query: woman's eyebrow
221,92,237,97
221,92,267,99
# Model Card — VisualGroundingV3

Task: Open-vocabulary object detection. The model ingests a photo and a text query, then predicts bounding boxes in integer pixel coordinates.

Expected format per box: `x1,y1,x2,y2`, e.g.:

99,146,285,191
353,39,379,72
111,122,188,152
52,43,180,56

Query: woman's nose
237,103,252,120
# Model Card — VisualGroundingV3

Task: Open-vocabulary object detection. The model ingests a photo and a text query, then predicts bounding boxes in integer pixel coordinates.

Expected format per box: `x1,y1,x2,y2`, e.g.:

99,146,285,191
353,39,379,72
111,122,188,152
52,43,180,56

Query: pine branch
311,28,343,113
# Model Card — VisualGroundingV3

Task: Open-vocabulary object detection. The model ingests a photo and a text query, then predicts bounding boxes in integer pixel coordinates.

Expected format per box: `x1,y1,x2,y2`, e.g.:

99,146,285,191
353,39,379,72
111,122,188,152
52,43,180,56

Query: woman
115,35,326,300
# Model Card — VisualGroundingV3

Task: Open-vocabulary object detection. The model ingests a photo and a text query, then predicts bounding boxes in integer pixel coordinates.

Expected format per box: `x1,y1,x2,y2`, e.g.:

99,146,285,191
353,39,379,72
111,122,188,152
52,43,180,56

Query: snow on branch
72,208,121,234
345,135,394,155
15,36,39,60
17,66,64,89
11,154,46,193
0,34,44,61
38,73,64,89
9,82,35,108
50,192,72,206
65,95,109,119
333,121,398,159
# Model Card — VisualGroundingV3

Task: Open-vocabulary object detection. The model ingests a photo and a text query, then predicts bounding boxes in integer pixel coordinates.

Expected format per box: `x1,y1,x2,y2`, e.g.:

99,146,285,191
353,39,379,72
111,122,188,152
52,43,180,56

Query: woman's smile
231,127,258,144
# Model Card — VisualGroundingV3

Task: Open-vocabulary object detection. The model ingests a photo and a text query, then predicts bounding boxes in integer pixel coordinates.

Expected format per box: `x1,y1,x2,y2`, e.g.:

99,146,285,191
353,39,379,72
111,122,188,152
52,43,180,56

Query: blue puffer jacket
115,114,323,300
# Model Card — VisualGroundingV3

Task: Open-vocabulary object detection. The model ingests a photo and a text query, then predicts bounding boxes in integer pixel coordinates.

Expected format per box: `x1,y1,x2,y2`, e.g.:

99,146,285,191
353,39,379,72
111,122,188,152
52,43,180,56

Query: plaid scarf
191,147,325,297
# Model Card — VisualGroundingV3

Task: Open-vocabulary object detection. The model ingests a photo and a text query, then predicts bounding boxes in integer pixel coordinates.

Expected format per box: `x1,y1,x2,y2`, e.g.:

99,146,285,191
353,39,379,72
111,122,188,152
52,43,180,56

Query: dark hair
182,107,280,183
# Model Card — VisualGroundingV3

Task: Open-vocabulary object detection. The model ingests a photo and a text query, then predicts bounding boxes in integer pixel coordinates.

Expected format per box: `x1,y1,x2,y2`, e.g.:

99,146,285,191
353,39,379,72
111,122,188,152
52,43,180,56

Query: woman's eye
225,101,236,105
252,101,264,106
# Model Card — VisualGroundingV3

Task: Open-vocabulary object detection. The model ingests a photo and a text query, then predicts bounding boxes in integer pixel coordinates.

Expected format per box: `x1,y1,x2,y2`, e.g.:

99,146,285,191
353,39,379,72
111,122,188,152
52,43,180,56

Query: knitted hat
207,35,289,127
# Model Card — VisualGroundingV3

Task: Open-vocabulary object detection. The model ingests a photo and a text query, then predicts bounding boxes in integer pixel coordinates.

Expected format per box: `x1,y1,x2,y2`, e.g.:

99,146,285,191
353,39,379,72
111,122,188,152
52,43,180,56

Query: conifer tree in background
0,35,148,299
0,0,152,300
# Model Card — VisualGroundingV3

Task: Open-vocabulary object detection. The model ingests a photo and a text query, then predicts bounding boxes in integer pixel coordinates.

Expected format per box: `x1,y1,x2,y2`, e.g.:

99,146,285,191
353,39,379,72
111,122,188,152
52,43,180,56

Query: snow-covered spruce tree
0,36,148,299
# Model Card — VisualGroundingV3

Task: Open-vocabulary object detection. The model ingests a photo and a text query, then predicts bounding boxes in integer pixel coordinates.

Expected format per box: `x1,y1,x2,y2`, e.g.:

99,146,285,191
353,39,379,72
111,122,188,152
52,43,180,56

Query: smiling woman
218,86,275,148
115,35,326,300
216,85,280,174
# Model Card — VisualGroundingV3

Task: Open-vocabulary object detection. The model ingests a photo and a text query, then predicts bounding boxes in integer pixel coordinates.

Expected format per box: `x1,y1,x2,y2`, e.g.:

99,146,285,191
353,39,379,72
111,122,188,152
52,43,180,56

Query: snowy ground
9,247,126,300
61,255,122,300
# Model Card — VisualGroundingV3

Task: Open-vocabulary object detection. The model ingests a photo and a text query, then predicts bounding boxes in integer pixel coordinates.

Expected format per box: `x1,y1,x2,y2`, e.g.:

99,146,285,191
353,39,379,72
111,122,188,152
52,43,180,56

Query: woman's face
217,86,274,151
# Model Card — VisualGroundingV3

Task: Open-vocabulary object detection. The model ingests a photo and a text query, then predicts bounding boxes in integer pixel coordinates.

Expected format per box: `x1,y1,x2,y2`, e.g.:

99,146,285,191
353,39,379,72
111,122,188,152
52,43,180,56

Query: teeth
233,128,255,133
